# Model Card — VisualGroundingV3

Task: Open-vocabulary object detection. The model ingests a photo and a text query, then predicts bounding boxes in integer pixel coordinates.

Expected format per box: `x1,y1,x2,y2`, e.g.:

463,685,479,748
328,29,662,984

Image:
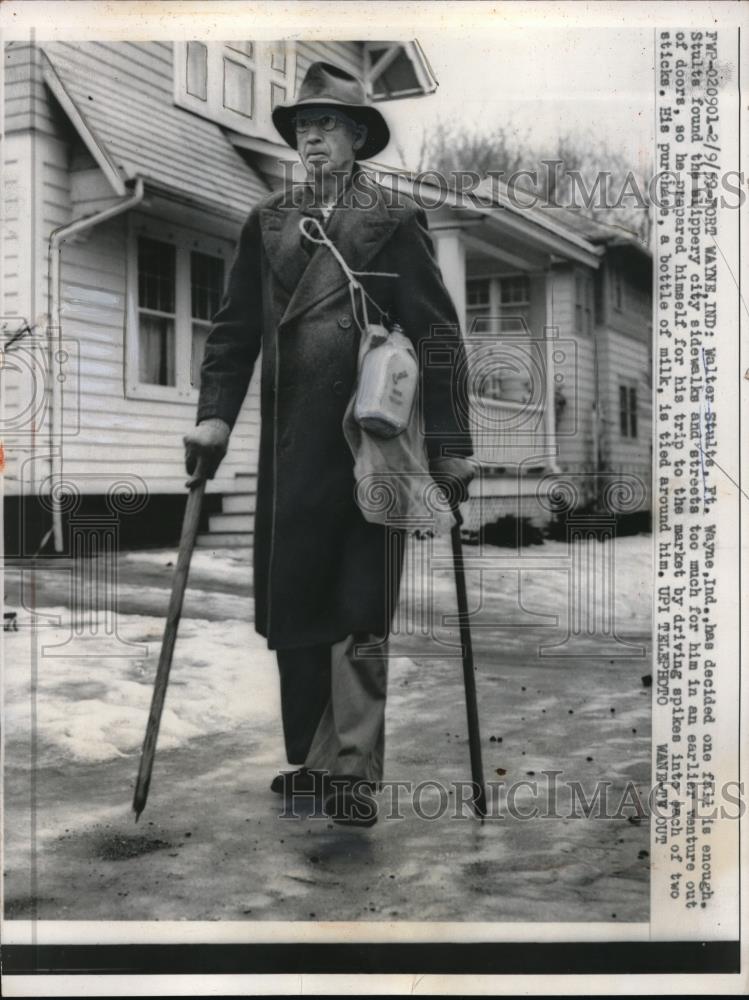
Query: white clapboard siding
2,124,262,497
550,268,596,474
51,206,261,496
5,41,67,138
2,38,373,503
2,130,43,488
2,145,23,317
42,41,269,221
599,327,652,475
38,133,74,322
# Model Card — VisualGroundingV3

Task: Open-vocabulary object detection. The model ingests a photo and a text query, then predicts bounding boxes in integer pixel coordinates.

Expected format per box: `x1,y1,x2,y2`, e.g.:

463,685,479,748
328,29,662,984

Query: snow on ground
4,534,652,923
5,611,280,767
6,534,651,770
413,533,652,634
511,535,652,630
122,548,251,587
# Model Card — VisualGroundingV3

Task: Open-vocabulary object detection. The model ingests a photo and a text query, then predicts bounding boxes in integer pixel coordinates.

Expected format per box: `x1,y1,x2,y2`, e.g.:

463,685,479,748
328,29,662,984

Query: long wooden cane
450,505,488,818
133,478,206,821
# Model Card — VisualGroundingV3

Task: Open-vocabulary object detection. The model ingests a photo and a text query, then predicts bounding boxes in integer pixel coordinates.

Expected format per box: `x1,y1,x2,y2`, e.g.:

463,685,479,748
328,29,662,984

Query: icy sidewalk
3,534,652,923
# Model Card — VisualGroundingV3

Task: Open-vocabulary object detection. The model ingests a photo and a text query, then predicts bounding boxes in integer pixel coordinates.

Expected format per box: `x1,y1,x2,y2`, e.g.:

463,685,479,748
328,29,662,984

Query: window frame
464,272,538,409
174,40,296,141
618,380,639,439
466,277,491,309
126,215,232,403
465,273,531,338
136,236,178,389
613,264,624,312
499,274,530,308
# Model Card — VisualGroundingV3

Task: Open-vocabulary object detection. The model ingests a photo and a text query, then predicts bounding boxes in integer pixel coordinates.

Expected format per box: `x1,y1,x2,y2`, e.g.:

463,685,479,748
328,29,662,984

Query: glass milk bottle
354,323,418,438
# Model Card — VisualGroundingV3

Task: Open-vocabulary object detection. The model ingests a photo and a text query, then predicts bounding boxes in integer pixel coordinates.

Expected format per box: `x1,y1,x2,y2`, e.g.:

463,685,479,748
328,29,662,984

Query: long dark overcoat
197,168,473,649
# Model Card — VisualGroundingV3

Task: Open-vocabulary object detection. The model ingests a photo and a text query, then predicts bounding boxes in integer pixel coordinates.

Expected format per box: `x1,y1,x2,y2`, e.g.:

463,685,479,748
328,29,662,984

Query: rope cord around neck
299,215,398,334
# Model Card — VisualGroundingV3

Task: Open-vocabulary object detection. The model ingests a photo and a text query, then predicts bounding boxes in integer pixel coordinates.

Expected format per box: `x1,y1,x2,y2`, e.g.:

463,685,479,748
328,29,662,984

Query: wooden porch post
433,227,467,333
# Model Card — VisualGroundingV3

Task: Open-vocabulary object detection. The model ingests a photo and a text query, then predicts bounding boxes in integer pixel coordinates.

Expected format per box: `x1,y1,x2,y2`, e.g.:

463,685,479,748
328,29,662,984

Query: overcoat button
333,380,345,396
338,315,352,329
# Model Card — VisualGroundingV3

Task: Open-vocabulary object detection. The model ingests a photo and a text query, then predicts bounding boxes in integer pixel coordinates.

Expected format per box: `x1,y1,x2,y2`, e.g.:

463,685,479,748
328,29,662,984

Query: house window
464,273,535,406
223,56,253,117
466,274,531,338
186,41,208,100
137,238,176,386
226,41,254,57
498,275,530,335
619,384,638,438
270,42,287,72
174,40,295,141
499,275,529,306
128,220,230,401
467,278,490,308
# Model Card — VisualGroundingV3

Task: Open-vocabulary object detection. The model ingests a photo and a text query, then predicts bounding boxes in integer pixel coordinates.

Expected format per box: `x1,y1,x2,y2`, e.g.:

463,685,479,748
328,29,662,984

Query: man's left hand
429,456,476,506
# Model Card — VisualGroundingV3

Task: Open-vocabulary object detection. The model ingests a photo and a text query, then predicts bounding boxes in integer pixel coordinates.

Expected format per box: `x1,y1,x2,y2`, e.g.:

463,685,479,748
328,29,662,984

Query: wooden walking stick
133,478,206,821
450,504,488,818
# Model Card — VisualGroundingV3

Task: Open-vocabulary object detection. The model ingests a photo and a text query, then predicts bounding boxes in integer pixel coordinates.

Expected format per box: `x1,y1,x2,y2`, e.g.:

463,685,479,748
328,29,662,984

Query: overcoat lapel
260,171,400,328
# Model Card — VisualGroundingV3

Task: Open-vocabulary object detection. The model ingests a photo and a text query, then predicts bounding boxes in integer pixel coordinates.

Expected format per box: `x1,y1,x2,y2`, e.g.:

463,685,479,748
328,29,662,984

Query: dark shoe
270,768,327,798
324,774,378,827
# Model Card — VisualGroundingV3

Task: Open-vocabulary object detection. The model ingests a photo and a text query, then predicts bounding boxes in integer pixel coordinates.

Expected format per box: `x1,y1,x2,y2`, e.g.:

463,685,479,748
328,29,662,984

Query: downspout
591,299,603,510
543,263,561,476
47,177,145,552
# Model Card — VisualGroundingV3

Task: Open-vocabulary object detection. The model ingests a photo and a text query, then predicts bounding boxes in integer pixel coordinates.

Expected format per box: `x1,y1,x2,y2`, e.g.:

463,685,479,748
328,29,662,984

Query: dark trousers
276,632,388,781
276,643,331,765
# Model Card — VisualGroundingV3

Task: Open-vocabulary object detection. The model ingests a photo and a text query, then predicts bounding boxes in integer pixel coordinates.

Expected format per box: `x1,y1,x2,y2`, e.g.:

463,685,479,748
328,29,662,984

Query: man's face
295,106,366,184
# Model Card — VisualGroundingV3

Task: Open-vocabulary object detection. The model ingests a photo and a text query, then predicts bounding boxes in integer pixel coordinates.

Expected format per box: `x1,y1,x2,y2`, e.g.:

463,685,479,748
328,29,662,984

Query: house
383,174,653,534
1,38,651,556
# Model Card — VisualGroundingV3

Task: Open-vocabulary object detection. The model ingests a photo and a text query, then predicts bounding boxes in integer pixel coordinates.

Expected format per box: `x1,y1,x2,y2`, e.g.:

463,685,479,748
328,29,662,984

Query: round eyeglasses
294,112,350,133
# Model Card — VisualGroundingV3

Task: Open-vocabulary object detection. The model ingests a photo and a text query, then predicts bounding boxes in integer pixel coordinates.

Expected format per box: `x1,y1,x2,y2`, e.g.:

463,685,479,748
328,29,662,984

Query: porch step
195,532,253,550
195,471,256,549
234,473,257,491
208,512,253,533
469,469,549,499
222,492,255,514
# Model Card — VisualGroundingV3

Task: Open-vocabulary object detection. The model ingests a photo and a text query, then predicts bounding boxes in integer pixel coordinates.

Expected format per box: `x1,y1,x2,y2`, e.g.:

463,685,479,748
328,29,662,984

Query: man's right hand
184,418,231,485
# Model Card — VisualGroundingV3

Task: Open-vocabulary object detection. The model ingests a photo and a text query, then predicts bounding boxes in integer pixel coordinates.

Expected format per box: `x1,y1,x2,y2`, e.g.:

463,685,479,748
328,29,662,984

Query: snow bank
5,535,651,769
5,610,280,767
422,535,652,633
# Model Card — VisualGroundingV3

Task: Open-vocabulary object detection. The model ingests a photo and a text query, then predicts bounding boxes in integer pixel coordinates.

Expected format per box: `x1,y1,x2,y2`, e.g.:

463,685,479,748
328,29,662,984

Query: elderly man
184,61,473,826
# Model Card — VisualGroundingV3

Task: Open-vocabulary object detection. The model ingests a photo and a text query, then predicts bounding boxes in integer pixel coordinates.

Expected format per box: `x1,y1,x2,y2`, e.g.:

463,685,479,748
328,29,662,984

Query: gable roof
369,167,650,265
542,204,650,254
365,41,438,100
42,41,268,221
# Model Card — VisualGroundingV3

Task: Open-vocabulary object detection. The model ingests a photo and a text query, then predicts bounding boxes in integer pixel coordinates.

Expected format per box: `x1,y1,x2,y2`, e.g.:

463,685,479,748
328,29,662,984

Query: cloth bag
343,322,454,535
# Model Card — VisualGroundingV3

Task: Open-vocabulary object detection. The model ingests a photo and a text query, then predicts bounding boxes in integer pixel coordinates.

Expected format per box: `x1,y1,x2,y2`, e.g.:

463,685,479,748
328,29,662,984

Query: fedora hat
272,61,390,160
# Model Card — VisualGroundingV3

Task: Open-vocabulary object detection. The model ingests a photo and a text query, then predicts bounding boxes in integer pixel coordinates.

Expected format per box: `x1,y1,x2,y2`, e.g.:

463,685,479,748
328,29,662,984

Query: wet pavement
4,535,652,922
